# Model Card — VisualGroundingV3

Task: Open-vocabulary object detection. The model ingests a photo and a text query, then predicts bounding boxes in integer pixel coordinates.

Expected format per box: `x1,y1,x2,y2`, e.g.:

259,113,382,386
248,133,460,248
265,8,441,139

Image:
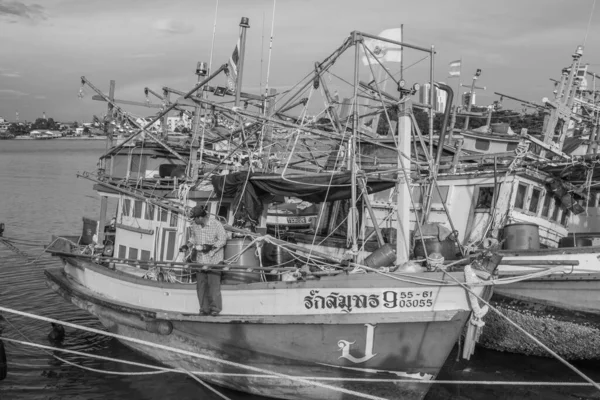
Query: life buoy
0,339,7,381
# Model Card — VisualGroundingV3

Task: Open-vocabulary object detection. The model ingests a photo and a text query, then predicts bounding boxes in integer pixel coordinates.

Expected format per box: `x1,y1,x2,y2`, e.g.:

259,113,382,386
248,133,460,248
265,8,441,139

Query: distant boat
29,130,57,140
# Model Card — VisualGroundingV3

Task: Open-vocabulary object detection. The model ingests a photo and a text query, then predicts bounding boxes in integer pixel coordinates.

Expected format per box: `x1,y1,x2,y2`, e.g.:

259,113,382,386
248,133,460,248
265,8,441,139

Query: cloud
0,1,46,21
153,18,193,34
0,89,28,97
33,94,46,99
0,68,20,77
125,52,167,59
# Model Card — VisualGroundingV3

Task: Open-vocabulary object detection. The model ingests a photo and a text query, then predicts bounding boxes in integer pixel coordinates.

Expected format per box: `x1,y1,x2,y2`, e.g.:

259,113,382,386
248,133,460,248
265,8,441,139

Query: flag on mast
448,60,461,77
226,38,240,91
361,28,402,65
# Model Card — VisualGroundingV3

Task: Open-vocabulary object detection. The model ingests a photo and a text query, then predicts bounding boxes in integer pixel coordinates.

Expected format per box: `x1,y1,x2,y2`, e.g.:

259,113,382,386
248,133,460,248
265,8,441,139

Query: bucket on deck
80,217,97,245
501,223,540,250
364,243,396,269
413,238,458,261
222,238,261,284
559,237,593,248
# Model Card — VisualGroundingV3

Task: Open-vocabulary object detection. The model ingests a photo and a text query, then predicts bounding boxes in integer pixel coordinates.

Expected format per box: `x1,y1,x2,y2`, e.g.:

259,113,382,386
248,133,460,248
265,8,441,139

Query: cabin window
141,250,151,261
561,210,570,226
514,183,528,210
118,245,126,259
129,247,139,260
411,186,424,204
158,208,168,222
145,203,155,220
133,201,143,218
431,186,450,204
541,195,552,217
475,139,490,151
372,188,393,203
475,187,495,209
507,142,518,151
170,212,179,227
529,188,542,213
122,199,131,217
551,198,561,222
161,229,177,261
130,155,147,176
218,205,230,221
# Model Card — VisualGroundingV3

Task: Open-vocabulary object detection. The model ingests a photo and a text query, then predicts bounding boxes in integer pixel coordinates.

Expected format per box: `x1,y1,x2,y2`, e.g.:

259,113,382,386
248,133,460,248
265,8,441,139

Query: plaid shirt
188,218,228,265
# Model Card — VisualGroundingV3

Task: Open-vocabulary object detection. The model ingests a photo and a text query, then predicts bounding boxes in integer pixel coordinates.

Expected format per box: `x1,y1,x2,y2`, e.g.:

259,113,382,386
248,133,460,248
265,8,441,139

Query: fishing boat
427,45,600,360
44,24,503,400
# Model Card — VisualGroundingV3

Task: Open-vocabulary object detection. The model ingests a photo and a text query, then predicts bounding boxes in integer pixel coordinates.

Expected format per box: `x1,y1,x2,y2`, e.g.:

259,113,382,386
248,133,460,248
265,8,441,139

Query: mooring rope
432,266,600,392
2,337,598,387
0,306,389,400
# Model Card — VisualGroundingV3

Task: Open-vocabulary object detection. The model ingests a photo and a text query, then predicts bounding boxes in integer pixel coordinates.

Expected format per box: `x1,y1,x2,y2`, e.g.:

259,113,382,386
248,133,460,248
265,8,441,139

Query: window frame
474,186,495,211
514,183,529,210
122,199,131,217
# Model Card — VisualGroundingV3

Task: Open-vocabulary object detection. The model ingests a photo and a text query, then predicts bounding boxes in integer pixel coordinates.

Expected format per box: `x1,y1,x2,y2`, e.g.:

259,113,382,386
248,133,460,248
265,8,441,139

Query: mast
400,24,404,82
235,17,250,108
350,31,360,262
463,68,482,131
428,45,435,158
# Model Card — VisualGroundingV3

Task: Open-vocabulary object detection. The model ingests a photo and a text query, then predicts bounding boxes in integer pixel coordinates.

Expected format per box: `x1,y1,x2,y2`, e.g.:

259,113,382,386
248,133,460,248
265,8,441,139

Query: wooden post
463,72,479,131
161,91,170,139
396,101,411,264
106,80,115,147
97,196,108,245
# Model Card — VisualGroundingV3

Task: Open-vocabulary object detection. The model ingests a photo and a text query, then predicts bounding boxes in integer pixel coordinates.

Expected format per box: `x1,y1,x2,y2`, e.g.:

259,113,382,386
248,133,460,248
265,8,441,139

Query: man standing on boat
187,205,228,316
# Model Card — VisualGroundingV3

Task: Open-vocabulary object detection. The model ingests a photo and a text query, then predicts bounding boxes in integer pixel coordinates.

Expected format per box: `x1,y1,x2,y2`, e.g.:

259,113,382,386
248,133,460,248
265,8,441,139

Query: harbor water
0,140,599,400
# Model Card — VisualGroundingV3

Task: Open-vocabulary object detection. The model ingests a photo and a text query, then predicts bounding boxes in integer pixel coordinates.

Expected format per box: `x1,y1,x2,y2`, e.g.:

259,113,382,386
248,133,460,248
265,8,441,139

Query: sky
0,0,599,123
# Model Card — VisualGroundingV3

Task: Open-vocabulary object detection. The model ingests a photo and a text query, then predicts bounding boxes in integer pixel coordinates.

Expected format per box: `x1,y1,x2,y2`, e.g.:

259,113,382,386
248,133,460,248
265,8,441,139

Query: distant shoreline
12,136,107,141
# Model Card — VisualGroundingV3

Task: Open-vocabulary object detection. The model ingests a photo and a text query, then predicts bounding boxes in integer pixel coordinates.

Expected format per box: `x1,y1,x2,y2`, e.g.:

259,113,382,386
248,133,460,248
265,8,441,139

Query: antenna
208,0,219,76
264,0,277,99
260,10,265,95
584,0,597,47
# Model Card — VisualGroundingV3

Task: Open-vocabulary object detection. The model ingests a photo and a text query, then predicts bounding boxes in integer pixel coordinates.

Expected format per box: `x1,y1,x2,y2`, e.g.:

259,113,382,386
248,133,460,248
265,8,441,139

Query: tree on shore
8,123,29,136
31,117,58,130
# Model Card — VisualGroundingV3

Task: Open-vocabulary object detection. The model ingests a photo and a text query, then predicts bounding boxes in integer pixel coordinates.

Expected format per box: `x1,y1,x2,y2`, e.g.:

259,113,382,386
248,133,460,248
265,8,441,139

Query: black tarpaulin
211,171,395,224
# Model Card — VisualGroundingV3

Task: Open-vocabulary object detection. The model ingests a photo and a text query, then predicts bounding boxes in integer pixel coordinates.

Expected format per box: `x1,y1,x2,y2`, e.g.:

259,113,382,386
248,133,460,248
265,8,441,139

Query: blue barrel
222,238,261,284
414,238,458,260
364,243,397,269
502,223,540,250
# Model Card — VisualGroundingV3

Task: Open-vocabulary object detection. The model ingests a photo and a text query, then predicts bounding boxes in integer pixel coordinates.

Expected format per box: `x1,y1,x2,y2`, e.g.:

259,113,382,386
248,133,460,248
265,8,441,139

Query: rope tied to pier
462,263,489,360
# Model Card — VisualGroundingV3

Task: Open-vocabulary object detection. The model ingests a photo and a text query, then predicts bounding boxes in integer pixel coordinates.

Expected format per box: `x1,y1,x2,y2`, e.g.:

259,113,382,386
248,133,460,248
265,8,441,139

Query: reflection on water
0,140,598,400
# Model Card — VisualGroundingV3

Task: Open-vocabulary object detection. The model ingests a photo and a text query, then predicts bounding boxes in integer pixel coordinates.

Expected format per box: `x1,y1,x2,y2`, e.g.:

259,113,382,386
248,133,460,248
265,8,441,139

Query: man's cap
190,205,208,218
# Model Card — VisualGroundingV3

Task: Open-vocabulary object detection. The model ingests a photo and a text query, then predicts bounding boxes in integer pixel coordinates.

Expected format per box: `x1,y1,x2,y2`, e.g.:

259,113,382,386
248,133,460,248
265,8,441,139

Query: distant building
166,113,192,132
0,116,5,123
135,117,161,131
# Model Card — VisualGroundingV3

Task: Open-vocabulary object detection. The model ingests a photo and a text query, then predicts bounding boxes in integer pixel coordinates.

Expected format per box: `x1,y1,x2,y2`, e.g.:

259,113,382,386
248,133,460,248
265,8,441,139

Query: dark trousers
196,271,222,314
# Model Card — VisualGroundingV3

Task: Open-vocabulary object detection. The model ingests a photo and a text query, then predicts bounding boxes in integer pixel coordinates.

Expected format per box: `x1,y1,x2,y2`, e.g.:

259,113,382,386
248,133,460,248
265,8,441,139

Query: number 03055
382,290,435,309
